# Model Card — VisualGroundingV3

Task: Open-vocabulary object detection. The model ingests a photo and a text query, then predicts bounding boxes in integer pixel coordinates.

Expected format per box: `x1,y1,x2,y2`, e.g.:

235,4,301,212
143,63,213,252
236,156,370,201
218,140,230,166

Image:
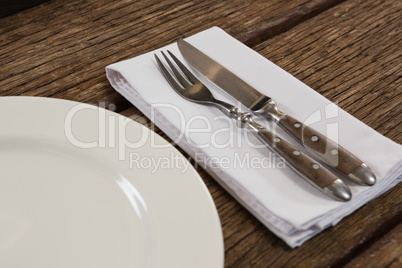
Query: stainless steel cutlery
177,39,376,187
155,50,352,201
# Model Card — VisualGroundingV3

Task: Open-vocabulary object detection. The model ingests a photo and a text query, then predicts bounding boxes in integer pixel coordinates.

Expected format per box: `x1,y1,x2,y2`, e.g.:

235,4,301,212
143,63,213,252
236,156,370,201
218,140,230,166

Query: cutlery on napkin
105,26,402,247
177,39,376,187
154,50,353,202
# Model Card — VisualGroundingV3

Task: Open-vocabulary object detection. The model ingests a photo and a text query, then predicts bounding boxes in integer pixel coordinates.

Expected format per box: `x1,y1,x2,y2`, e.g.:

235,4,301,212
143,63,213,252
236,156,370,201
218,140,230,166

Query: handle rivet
331,149,338,155
311,135,319,142
293,150,301,156
273,137,281,143
312,163,320,169
294,122,301,128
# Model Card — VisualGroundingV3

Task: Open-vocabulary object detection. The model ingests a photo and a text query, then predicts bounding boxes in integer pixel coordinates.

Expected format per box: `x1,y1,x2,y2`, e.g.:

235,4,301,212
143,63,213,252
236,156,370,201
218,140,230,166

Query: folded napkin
106,27,402,247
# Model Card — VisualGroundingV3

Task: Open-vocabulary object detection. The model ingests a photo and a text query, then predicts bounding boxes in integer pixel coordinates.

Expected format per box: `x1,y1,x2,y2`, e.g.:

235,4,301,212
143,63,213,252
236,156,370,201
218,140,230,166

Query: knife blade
177,39,376,186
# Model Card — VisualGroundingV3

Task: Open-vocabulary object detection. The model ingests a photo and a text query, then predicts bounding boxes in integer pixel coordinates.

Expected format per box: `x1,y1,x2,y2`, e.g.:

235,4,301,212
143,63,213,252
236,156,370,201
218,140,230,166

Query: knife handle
256,100,376,186
228,110,352,202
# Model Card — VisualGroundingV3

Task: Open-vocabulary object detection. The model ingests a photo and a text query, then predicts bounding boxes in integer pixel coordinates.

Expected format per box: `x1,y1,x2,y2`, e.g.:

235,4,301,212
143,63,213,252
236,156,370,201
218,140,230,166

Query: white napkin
106,27,402,247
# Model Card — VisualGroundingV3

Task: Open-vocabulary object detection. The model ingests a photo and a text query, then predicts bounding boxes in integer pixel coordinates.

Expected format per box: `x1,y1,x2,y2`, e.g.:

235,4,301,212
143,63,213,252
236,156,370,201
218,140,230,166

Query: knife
177,39,376,186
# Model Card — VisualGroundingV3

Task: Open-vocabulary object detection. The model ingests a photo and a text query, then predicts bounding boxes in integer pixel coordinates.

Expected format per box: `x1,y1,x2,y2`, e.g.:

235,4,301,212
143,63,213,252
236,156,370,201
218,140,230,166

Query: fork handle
214,104,352,201
239,113,351,201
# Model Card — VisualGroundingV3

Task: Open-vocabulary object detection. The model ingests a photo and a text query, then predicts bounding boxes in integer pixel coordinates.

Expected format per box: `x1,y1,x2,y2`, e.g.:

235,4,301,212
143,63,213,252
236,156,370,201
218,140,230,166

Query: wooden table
1,0,401,266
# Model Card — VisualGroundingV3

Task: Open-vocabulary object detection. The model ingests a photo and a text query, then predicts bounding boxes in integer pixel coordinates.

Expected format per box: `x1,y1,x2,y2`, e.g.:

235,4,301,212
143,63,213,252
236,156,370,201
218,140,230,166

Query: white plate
0,97,223,268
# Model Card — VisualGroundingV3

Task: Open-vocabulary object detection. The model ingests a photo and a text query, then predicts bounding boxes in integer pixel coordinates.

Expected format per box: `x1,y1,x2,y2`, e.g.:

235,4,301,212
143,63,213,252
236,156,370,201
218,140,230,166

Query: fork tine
161,51,192,89
154,54,184,93
167,50,199,84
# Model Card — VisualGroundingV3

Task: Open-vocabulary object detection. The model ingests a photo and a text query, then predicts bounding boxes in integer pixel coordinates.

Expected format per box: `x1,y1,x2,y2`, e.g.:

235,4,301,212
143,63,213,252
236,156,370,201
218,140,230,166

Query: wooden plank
254,0,401,143
344,224,402,268
240,0,348,47
218,186,401,267
0,0,343,113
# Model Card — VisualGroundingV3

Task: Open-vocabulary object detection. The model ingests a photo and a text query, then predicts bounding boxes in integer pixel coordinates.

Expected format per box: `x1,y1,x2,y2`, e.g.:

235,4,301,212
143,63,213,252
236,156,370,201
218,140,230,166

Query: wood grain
255,0,402,144
0,0,341,111
0,0,400,267
345,224,402,268
220,185,401,267
240,0,347,47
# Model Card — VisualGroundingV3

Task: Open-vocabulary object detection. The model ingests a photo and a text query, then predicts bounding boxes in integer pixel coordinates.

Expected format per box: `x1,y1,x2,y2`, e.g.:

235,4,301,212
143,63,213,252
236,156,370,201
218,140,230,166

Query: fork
155,50,352,202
